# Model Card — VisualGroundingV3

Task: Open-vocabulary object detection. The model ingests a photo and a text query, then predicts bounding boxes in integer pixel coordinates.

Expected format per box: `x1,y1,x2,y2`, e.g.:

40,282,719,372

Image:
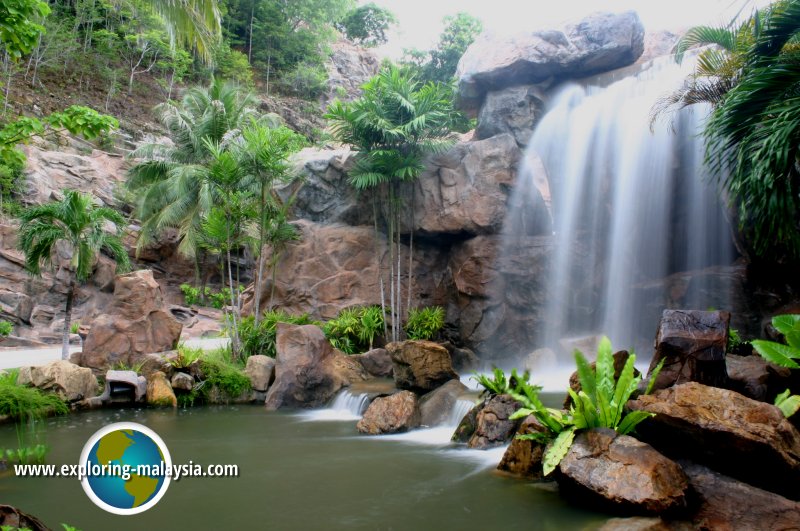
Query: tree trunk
254,183,268,325
61,276,75,360
407,186,415,317
373,198,388,339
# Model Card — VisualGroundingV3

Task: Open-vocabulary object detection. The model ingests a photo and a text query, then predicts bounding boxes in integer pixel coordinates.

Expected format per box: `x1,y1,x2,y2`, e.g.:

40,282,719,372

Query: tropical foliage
751,314,800,368
337,3,397,47
326,66,459,342
775,388,800,417
323,306,385,354
239,310,317,359
472,368,534,398
0,320,12,337
405,306,445,340
402,13,482,83
18,190,130,358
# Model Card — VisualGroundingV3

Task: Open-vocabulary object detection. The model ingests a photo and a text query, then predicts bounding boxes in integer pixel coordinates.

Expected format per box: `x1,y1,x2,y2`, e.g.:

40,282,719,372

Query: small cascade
299,389,371,422
448,399,477,427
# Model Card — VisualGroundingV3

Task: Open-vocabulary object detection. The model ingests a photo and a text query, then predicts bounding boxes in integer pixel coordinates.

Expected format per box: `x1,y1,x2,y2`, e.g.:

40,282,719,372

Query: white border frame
79,421,172,515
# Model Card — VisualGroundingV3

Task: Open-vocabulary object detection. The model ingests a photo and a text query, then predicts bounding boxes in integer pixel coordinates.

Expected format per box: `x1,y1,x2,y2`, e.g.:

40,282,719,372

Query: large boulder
557,429,688,514
646,310,731,392
146,371,177,408
467,394,523,449
682,462,800,530
17,360,98,402
81,270,182,372
264,323,348,409
497,415,548,479
356,390,421,435
457,11,645,112
628,382,800,499
388,340,459,393
418,379,469,427
476,85,546,146
352,348,393,378
244,355,275,392
99,370,146,403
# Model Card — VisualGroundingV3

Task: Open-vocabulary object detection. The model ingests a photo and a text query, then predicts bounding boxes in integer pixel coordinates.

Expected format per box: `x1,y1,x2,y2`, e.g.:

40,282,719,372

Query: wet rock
0,504,50,531
388,340,459,393
441,342,479,373
419,380,469,427
100,370,146,403
81,270,182,372
352,348,393,378
646,310,731,392
682,462,800,530
451,401,480,443
468,394,523,449
725,354,770,401
264,324,348,410
146,371,177,408
557,428,688,514
457,11,645,112
477,85,546,146
244,355,275,392
332,353,370,383
17,360,98,402
139,351,177,380
497,415,548,479
628,382,800,499
170,372,194,392
357,390,421,435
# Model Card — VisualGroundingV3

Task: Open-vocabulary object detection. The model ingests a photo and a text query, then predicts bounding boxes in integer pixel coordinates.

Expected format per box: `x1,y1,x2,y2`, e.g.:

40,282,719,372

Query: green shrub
0,320,12,337
180,284,201,306
70,321,81,334
752,314,800,368
0,372,68,421
472,367,533,398
323,306,384,354
239,310,318,359
405,306,445,340
199,349,250,400
278,62,328,100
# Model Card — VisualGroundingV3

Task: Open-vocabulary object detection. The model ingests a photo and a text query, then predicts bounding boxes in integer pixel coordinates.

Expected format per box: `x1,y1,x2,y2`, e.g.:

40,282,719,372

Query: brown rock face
558,429,688,514
81,270,182,372
352,348,393,378
17,360,98,402
146,371,177,408
418,379,469,427
244,355,275,392
264,324,347,410
356,390,421,435
647,310,731,392
683,462,800,530
468,394,523,449
477,86,546,146
497,415,547,479
387,340,459,393
628,382,800,499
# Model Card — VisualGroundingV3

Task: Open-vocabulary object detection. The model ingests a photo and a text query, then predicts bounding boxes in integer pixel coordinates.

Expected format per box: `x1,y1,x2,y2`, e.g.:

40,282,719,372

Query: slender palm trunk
373,198,388,339
225,215,240,359
254,184,268,325
61,276,75,360
407,186,415,317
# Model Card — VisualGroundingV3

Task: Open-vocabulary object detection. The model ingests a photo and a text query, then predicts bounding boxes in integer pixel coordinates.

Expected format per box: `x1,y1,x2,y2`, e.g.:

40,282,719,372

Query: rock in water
352,348,393,378
628,382,800,499
646,309,730,391
357,391,421,435
682,462,800,529
17,360,97,402
468,394,523,449
244,355,275,392
558,429,688,514
81,270,182,372
388,340,459,393
419,380,469,427
0,505,50,531
170,372,194,392
497,415,548,479
146,371,177,408
264,324,347,410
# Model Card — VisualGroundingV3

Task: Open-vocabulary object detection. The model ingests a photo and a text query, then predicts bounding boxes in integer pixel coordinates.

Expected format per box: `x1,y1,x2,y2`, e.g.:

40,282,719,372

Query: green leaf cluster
239,310,317,359
0,0,50,60
775,388,800,418
0,370,68,422
0,320,12,337
2,443,48,465
401,13,482,84
472,367,534,398
323,306,384,354
336,3,397,48
752,314,800,368
405,306,445,341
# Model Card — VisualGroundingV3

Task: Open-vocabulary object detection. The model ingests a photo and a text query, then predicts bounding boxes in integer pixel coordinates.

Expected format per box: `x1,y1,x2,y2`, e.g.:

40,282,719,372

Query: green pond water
0,404,608,530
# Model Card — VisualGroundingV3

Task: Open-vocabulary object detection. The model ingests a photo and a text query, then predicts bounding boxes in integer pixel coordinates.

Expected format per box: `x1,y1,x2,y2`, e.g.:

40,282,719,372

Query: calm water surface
0,406,607,530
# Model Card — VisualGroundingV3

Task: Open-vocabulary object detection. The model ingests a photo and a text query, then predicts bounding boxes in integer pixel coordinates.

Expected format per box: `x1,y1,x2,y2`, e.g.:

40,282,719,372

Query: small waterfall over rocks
502,56,735,362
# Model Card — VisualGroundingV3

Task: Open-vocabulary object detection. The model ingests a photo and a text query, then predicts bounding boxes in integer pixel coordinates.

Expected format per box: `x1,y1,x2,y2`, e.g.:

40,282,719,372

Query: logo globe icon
79,422,172,515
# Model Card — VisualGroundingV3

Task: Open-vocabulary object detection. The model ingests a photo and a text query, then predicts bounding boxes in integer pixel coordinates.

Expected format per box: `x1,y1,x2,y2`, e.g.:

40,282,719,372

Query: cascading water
300,389,371,421
505,56,735,359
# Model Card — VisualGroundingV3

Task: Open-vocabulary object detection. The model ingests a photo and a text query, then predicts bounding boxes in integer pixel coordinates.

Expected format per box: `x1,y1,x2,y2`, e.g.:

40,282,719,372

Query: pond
0,402,608,530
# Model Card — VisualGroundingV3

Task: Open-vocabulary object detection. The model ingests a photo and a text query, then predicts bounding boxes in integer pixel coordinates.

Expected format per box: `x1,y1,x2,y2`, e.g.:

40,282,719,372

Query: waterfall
447,399,477,428
299,389,371,421
507,56,735,358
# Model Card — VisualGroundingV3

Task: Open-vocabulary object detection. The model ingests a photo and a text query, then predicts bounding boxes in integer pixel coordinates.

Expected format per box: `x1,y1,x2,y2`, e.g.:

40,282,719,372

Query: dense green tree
0,0,50,60
326,66,458,341
337,3,396,47
18,190,130,358
402,12,482,83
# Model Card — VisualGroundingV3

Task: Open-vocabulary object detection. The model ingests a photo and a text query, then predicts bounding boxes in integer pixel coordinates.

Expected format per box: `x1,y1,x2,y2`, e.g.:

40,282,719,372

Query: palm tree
134,0,221,64
326,66,458,341
126,79,263,270
18,190,130,359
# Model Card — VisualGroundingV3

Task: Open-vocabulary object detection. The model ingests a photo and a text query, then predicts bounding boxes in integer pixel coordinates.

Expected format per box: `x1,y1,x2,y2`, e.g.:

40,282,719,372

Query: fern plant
472,368,534,398
323,306,385,354
751,314,800,369
405,306,445,340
